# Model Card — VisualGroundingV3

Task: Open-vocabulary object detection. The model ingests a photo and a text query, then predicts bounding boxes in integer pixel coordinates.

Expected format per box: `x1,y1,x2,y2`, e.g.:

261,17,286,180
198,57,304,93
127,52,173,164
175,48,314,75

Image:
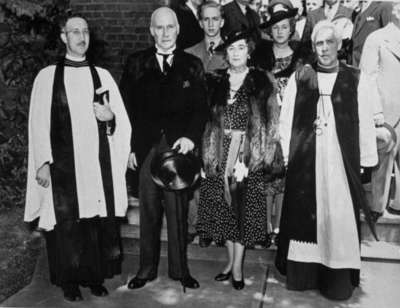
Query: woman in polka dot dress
197,31,284,290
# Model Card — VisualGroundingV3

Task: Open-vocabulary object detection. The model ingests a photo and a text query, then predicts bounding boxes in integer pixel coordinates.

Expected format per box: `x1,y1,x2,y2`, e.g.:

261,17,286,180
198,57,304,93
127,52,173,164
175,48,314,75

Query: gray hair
150,6,179,28
311,20,342,47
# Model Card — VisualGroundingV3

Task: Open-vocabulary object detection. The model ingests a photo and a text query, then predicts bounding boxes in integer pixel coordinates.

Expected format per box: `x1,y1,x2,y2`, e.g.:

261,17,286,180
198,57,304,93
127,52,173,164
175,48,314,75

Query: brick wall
70,0,171,79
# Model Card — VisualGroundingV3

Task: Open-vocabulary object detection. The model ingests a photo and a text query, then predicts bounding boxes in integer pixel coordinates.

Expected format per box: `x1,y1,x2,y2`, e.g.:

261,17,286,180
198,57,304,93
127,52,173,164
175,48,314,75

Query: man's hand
94,93,114,122
36,163,50,188
128,152,138,171
374,113,385,126
172,137,194,154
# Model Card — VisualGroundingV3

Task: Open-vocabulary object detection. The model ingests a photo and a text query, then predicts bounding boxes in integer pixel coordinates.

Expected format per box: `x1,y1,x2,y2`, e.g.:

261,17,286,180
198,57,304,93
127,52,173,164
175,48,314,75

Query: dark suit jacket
222,0,261,43
185,40,228,73
174,4,204,49
351,2,392,67
302,5,352,45
119,47,208,165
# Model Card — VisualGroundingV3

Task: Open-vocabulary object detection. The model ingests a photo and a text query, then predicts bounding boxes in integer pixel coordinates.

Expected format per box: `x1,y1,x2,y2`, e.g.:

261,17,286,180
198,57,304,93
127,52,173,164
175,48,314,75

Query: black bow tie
64,58,89,67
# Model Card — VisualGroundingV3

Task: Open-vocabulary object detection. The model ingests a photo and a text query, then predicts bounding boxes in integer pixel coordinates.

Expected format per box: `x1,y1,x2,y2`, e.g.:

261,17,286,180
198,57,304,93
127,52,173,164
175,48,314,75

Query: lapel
313,8,326,23
144,46,163,74
353,2,379,36
332,5,350,21
232,1,249,28
381,24,400,62
198,40,209,64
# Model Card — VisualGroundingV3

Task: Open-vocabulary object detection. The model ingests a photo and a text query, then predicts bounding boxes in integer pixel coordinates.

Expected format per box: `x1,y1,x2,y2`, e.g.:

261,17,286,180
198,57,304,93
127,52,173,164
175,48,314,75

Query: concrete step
125,196,400,262
361,240,400,262
127,203,400,243
361,210,400,243
122,237,274,264
121,225,400,263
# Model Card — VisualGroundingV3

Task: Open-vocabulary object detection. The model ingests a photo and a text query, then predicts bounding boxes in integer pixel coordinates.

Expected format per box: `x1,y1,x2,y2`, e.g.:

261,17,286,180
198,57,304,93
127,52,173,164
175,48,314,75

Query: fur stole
202,67,283,176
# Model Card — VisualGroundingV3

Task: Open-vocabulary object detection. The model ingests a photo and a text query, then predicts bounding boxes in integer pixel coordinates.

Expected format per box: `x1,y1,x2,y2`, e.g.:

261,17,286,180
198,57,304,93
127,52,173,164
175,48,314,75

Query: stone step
122,237,274,264
121,224,400,263
361,210,400,243
126,196,400,261
361,240,400,262
126,204,400,243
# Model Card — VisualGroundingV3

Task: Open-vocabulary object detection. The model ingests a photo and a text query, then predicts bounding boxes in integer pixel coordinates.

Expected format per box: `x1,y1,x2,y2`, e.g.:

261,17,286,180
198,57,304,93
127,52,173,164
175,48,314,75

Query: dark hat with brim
215,30,253,52
259,3,298,29
150,149,201,191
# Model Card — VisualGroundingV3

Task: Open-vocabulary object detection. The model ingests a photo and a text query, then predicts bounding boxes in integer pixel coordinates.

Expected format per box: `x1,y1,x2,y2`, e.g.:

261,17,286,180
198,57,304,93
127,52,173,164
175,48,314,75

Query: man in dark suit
120,6,208,290
174,0,205,49
222,0,261,43
351,0,392,67
302,0,352,45
185,1,228,73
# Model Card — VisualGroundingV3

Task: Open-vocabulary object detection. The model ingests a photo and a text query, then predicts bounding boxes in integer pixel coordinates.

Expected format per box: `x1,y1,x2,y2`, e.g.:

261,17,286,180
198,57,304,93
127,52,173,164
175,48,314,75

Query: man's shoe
89,285,108,297
180,275,200,289
127,276,156,289
199,237,212,248
214,271,231,281
62,285,83,301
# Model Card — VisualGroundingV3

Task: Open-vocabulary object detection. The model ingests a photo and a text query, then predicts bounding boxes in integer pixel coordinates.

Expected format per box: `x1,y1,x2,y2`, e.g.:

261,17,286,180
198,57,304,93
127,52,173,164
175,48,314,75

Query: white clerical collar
65,54,86,62
236,1,247,15
186,1,199,20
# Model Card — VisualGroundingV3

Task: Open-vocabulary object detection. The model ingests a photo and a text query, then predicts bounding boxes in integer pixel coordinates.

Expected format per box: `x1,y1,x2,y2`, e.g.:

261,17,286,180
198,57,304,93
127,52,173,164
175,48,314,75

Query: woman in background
251,0,308,246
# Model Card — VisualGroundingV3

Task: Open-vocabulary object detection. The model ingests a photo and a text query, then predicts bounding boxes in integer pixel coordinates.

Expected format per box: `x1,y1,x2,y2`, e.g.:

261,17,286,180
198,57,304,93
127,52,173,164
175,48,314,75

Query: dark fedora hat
259,1,298,29
150,150,201,191
215,29,253,52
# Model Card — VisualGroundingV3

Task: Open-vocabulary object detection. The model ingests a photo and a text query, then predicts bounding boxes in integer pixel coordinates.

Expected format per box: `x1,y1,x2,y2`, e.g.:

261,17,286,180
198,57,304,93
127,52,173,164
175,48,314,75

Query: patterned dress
197,86,268,248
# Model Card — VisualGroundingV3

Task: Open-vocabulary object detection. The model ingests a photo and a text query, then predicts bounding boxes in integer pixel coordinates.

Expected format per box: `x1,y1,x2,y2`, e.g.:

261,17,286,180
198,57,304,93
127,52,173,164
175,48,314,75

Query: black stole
276,62,376,274
50,59,115,223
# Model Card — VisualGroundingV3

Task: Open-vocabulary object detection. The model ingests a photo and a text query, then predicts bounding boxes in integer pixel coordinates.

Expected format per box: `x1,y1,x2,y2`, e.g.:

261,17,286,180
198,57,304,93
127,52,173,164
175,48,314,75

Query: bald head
150,7,179,28
150,7,180,52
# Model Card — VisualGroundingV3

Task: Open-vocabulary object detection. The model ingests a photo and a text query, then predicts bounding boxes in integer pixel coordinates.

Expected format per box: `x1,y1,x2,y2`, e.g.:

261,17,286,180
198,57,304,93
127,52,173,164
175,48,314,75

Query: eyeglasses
63,29,90,36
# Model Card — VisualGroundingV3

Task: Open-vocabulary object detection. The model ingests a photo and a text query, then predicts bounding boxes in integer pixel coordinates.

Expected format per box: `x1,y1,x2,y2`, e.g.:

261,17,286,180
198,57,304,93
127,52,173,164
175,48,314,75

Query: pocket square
366,16,375,21
183,80,190,88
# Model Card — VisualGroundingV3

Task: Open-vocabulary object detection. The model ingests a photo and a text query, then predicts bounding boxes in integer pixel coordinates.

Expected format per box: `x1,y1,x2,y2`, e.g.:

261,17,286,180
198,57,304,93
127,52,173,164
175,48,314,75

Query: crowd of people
24,0,400,303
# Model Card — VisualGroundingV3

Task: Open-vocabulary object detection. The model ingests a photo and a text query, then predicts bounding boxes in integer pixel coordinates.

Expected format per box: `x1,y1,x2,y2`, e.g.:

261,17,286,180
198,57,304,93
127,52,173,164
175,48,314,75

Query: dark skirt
197,169,268,247
282,260,359,301
44,216,122,287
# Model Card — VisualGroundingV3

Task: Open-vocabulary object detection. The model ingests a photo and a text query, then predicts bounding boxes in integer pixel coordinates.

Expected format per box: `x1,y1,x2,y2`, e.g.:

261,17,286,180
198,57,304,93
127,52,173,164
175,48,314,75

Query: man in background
174,0,205,49
351,0,392,67
359,1,400,219
222,0,261,43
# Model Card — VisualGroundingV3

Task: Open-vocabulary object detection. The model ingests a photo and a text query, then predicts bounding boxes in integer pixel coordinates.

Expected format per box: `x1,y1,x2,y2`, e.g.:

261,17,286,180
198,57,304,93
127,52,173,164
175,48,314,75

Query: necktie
157,53,172,74
208,41,215,56
245,6,255,29
162,54,171,74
